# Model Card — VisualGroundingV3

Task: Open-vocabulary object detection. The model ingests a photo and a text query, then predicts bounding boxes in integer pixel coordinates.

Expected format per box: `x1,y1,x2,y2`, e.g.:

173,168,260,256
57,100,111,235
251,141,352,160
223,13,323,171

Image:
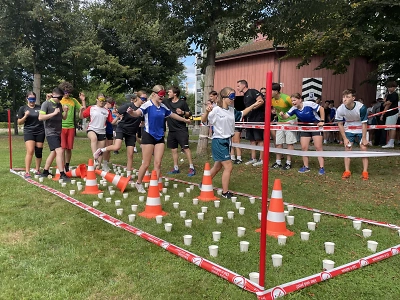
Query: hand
279,111,285,117
79,92,86,102
24,110,30,117
126,107,133,114
206,105,213,112
176,108,183,115
54,108,60,115
63,105,69,112
380,115,383,121
184,119,191,125
317,121,324,127
254,98,263,108
361,138,369,146
344,139,351,148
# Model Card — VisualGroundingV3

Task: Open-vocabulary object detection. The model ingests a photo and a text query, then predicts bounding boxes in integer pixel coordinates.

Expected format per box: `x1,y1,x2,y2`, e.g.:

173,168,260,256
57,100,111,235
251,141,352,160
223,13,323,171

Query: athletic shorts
234,127,242,133
141,130,164,145
24,132,45,143
211,138,231,162
345,132,363,143
61,128,75,149
167,130,189,149
115,131,136,147
300,131,323,138
246,128,264,141
276,130,297,145
137,127,142,139
87,130,106,141
47,135,61,151
385,115,398,131
106,133,114,140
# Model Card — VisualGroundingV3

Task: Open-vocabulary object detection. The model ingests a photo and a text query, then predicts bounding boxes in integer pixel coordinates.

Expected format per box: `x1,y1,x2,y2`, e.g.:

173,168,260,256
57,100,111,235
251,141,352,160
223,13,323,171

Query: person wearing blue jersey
280,93,325,175
201,87,263,199
125,85,191,193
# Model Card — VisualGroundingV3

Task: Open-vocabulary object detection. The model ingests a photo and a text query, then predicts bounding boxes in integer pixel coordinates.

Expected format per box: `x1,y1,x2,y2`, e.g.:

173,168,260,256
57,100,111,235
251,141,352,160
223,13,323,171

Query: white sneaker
102,164,110,172
245,159,257,165
135,182,146,193
382,144,394,149
252,160,263,166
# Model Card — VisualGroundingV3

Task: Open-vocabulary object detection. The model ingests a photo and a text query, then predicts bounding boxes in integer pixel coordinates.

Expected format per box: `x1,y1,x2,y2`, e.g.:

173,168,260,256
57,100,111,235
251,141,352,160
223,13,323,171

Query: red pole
8,109,13,170
259,71,272,287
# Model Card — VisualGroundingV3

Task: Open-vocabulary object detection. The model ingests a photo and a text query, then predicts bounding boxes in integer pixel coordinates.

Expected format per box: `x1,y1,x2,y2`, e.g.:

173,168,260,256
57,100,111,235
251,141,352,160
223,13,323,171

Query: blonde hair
150,85,165,100
217,87,234,107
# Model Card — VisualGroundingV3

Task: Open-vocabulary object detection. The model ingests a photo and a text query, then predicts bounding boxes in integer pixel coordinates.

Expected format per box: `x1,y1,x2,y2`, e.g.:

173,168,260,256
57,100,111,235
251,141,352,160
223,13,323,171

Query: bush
0,122,13,128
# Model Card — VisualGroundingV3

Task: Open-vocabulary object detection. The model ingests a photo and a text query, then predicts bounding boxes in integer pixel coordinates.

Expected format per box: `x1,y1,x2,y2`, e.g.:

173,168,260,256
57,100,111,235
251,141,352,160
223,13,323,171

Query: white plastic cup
173,202,179,209
237,226,246,237
61,182,67,188
39,177,44,182
34,174,39,179
144,182,149,188
362,229,372,238
164,223,172,232
287,204,294,211
353,220,362,230
183,235,192,246
258,212,262,221
131,204,138,212
162,188,168,194
93,201,99,207
69,190,75,196
128,214,136,222
190,184,194,190
59,179,64,184
180,210,187,218
185,219,192,228
164,182,169,187
239,207,245,215
271,254,283,267
249,197,256,204
197,212,204,220
115,200,121,206
77,185,82,191
105,197,111,203
249,272,259,284
47,175,53,179
110,190,115,196
287,215,295,225
227,211,234,219
164,195,170,201
76,182,82,187
193,198,199,205
214,200,220,208
156,215,163,224
139,196,145,202
164,178,169,182
323,259,335,271
324,242,335,254
216,216,223,224
235,202,241,209
178,192,184,198
240,241,250,252
108,186,113,191
307,222,316,231
201,206,208,213
217,189,223,195
102,182,107,187
313,213,321,223
116,208,123,215
284,210,289,217
71,179,76,184
277,235,287,246
209,245,219,257
367,240,378,252
212,231,221,242
300,232,310,241
126,170,132,177
123,193,128,199
173,183,178,189
231,196,237,203
186,187,191,193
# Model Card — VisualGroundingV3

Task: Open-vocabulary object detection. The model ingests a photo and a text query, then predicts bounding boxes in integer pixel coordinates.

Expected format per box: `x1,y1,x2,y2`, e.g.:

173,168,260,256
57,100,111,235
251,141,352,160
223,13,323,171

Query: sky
182,55,196,94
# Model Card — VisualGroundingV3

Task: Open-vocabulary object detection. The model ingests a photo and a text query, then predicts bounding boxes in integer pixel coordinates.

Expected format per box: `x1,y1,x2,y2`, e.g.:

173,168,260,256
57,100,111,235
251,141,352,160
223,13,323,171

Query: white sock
174,165,179,171
231,155,235,160
286,160,291,165
237,156,241,160
276,160,281,165
389,139,395,145
189,164,194,169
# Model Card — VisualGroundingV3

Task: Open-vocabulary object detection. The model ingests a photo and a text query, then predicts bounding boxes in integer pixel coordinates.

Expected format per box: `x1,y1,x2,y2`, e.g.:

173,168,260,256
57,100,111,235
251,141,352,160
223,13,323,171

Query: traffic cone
256,179,294,237
81,159,102,194
139,170,168,218
142,169,151,183
52,168,61,181
95,169,130,193
66,164,87,179
197,162,219,202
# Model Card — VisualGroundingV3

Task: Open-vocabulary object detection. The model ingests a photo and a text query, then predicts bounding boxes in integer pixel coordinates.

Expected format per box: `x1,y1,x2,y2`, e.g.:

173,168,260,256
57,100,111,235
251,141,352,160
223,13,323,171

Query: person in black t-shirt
236,80,265,166
381,81,399,148
17,91,45,179
164,86,196,177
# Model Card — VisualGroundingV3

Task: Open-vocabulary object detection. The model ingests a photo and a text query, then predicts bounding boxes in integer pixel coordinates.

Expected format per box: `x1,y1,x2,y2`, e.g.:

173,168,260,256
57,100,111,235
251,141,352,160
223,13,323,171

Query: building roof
216,39,285,62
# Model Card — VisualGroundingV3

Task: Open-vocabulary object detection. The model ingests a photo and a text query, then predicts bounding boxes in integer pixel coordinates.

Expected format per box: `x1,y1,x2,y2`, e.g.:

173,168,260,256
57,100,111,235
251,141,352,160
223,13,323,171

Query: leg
250,140,256,159
210,161,223,179
34,142,44,172
183,148,194,166
55,147,65,172
44,151,56,170
257,140,264,160
126,146,134,171
232,131,242,157
153,143,165,178
300,136,311,167
312,135,324,168
96,139,106,165
220,160,233,192
105,139,123,152
137,144,154,183
87,131,99,155
360,144,368,172
171,148,179,168
344,145,352,172
24,140,35,173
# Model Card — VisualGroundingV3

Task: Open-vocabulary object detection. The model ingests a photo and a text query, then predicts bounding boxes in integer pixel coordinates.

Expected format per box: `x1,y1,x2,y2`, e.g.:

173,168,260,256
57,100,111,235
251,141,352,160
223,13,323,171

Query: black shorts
24,132,45,143
234,127,242,133
106,133,114,140
167,130,189,149
47,135,61,151
141,130,164,145
300,131,323,138
115,131,136,147
246,128,264,141
137,127,142,139
87,130,106,141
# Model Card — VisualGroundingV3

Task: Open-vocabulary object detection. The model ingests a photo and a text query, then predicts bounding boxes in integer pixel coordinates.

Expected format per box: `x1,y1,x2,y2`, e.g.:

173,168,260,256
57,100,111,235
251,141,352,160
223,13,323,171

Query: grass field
1,133,400,299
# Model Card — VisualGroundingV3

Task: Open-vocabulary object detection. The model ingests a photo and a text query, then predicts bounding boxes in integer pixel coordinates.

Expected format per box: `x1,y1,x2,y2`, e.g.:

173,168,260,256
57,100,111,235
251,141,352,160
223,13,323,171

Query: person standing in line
381,81,399,148
39,88,70,181
17,91,45,178
101,97,116,172
236,80,265,166
201,87,263,198
164,86,196,176
58,81,86,172
323,101,331,144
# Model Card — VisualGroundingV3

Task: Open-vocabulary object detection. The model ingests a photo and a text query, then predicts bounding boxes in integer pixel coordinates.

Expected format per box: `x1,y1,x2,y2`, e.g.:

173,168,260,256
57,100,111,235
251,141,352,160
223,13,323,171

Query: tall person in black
381,81,399,148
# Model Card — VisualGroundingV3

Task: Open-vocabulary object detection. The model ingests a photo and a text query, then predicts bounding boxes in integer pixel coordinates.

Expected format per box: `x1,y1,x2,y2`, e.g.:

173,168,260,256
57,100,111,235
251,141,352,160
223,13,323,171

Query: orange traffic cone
52,168,61,181
139,170,168,218
66,164,87,179
81,159,102,194
95,169,130,193
256,179,294,237
142,169,151,183
197,162,219,202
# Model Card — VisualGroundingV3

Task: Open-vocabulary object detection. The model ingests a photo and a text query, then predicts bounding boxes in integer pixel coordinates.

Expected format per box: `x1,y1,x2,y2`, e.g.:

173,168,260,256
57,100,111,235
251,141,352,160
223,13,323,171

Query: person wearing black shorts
163,86,196,177
17,91,45,179
101,97,116,172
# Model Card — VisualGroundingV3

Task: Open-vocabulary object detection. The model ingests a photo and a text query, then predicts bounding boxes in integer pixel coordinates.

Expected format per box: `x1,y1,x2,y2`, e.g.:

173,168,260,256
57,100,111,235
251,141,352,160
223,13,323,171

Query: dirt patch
0,230,36,245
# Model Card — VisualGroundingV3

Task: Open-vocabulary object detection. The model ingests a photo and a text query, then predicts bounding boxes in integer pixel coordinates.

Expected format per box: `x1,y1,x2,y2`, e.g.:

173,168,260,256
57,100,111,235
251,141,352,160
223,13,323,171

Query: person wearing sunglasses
134,90,148,153
38,87,70,181
101,97,117,172
125,85,191,193
201,87,263,199
17,91,45,179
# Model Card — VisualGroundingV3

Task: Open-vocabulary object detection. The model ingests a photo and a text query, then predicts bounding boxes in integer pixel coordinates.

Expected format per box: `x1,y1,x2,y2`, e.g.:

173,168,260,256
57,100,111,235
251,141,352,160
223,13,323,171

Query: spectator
381,81,399,148
323,101,331,144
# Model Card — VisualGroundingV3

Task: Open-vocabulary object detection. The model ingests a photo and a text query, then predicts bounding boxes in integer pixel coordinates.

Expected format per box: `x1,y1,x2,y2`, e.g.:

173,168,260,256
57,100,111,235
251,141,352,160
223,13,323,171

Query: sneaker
342,171,351,179
361,171,369,181
168,169,180,174
270,162,283,169
188,168,196,177
318,167,325,175
298,166,311,173
135,182,146,193
245,158,257,165
234,159,243,164
102,164,110,172
282,163,291,170
382,144,394,149
34,170,41,175
40,171,51,178
221,191,233,199
60,173,71,182
252,160,263,167
24,173,31,179
94,148,103,159
113,150,119,154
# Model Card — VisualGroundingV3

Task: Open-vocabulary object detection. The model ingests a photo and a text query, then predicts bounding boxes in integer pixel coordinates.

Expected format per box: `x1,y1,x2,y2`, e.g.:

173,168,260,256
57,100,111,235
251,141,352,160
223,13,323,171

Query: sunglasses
27,97,36,102
140,97,148,102
52,95,63,100
223,93,235,100
98,97,106,101
63,91,70,94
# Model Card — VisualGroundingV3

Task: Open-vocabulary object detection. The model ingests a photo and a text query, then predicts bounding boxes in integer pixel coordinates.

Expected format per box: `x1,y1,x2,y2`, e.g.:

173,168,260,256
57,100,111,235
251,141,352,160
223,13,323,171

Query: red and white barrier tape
233,123,400,131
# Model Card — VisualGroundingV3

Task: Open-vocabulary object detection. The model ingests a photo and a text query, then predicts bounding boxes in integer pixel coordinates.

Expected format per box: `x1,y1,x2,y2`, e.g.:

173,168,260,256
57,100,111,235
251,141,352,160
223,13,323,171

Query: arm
337,122,350,147
279,111,289,120
361,122,368,146
79,92,87,109
126,107,142,117
17,108,29,125
170,112,191,124
242,98,263,117
62,105,69,120
317,107,325,127
39,108,60,121
201,105,213,123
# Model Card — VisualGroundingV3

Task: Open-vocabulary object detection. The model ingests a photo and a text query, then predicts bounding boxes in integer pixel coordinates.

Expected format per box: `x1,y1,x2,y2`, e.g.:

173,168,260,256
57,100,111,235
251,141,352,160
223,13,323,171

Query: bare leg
137,144,154,183
153,143,165,178
210,161,222,179
126,146,134,171
220,160,233,192
300,137,311,167
312,135,324,168
360,144,368,172
25,140,35,173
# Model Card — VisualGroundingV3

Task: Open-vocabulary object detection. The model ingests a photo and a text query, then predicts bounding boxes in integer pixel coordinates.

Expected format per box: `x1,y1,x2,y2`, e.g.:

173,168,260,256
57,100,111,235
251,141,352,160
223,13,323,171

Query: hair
272,83,281,92
169,86,180,97
52,87,64,96
260,87,266,92
136,90,147,98
342,89,356,97
217,87,234,107
106,97,115,106
97,93,105,99
206,99,212,106
386,81,398,88
290,93,302,99
58,81,73,93
237,80,248,88
209,90,218,96
26,91,36,98
329,100,335,104
150,84,165,100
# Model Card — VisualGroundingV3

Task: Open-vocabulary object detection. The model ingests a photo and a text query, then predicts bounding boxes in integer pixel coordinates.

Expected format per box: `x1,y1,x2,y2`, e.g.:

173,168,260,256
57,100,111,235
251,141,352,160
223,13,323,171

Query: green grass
1,135,400,299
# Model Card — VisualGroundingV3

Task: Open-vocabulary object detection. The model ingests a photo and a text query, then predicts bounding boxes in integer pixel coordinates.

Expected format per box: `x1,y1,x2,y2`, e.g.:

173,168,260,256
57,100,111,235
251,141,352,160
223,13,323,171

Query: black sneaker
221,191,233,199
40,171,51,178
282,163,291,170
234,159,243,164
60,173,71,182
270,162,282,169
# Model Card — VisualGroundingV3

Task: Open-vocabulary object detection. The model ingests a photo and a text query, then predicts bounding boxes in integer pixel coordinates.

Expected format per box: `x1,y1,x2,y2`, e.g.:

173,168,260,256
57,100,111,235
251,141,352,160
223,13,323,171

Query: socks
237,156,242,160
65,163,69,172
60,171,66,176
276,160,281,165
174,165,179,171
286,160,291,165
189,164,194,169
231,155,236,160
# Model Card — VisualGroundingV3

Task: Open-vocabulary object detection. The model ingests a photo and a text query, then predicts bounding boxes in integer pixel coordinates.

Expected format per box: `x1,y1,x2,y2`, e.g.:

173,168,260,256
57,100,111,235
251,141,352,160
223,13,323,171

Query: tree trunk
12,83,18,135
33,73,41,104
196,43,216,156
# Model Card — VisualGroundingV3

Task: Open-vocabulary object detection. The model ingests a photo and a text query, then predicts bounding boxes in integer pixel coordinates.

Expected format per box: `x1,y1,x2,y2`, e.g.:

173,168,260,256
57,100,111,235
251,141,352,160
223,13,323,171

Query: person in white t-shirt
201,87,263,199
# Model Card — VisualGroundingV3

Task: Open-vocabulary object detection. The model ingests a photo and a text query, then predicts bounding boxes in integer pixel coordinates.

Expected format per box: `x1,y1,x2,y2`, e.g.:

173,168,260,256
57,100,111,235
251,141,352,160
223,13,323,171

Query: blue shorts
345,132,362,143
211,138,231,162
